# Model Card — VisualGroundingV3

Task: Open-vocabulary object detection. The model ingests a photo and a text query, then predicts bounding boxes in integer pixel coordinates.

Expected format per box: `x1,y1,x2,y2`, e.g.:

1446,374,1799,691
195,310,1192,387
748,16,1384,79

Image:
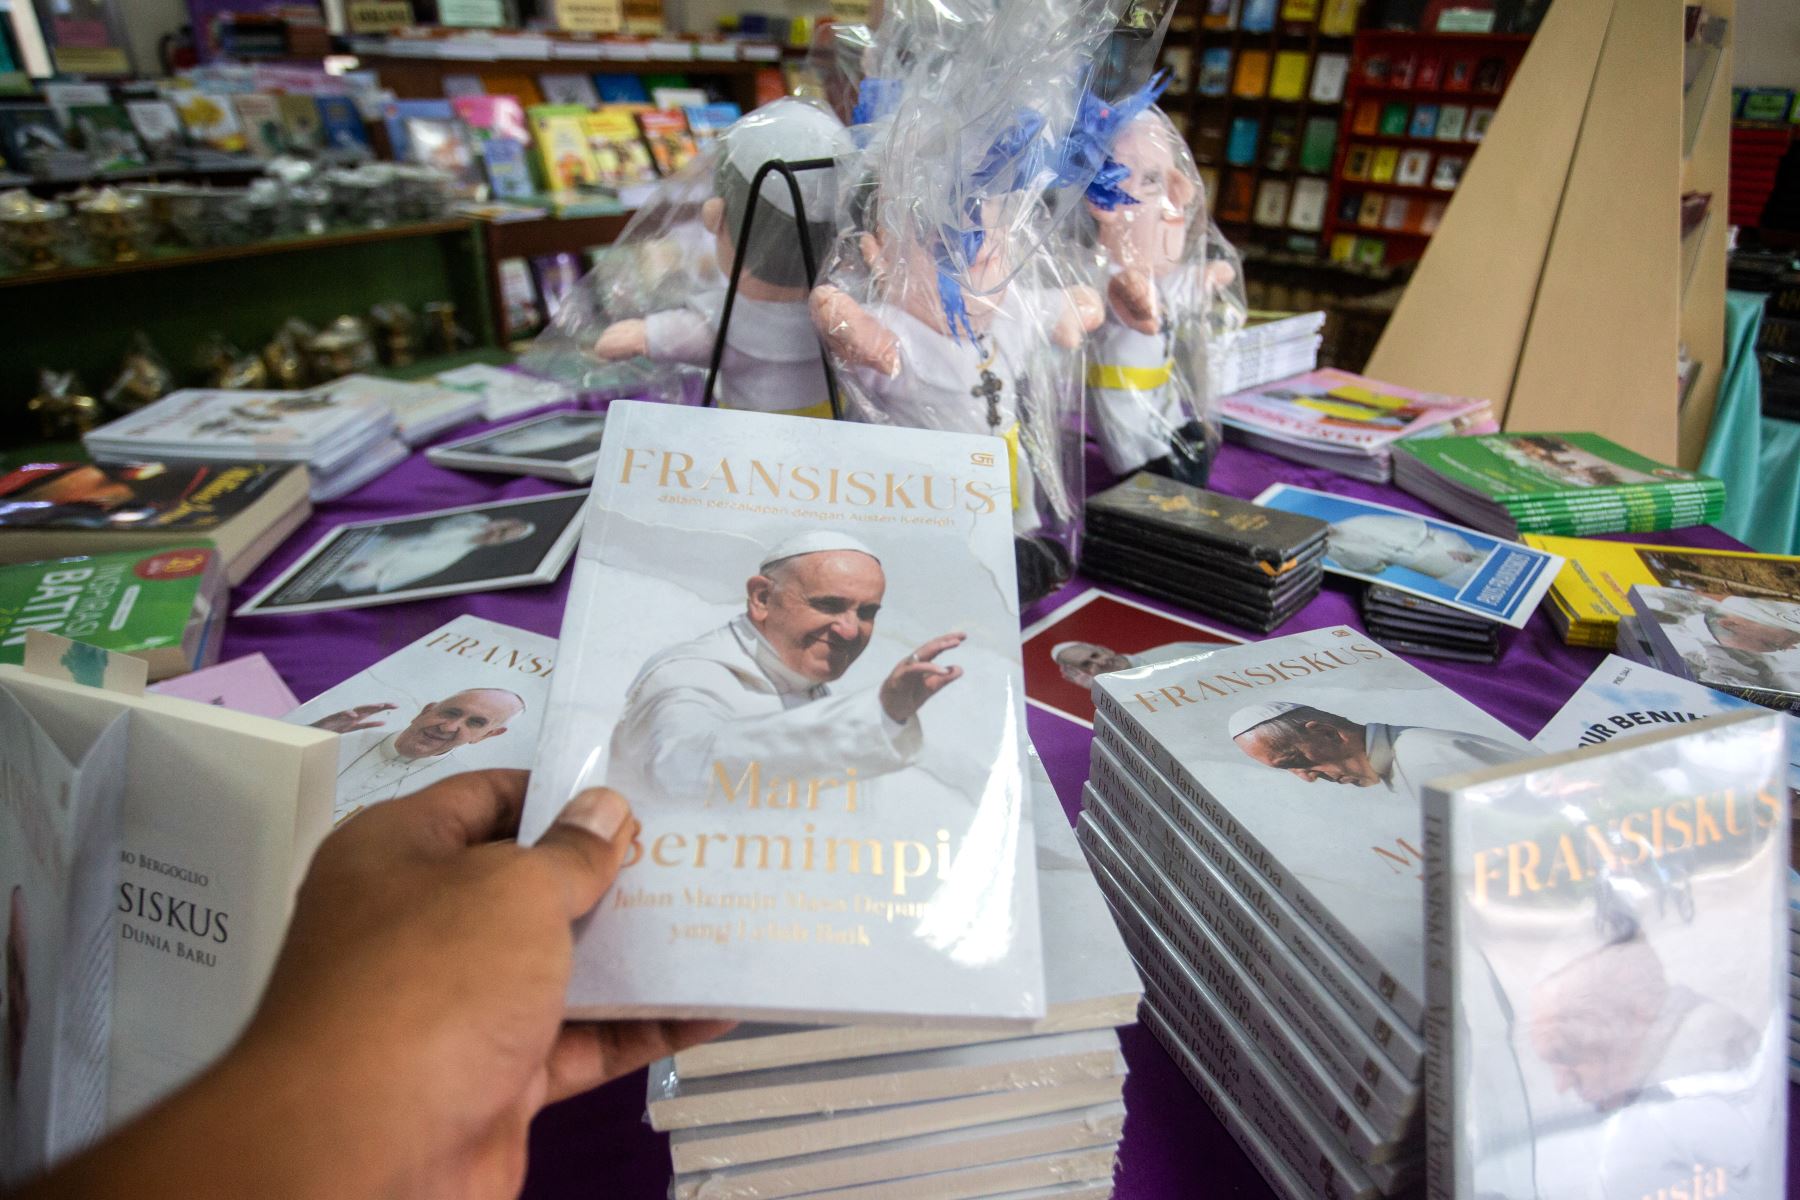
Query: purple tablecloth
221,415,1794,1199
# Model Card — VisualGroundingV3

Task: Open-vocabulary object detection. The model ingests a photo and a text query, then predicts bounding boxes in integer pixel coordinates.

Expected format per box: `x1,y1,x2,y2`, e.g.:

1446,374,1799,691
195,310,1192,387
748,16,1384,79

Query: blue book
684,101,740,149
1240,0,1277,33
314,96,369,152
1226,116,1260,166
595,75,649,103
482,137,535,199
1408,103,1439,139
1197,48,1232,97
381,98,454,162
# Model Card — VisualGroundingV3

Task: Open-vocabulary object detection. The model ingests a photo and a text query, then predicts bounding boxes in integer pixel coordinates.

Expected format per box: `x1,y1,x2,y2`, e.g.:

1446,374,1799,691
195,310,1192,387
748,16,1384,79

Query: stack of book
1357,582,1499,663
312,374,485,446
84,388,407,503
1521,534,1800,649
1617,584,1800,714
646,752,1142,1200
1219,369,1495,483
1081,473,1327,633
1390,431,1725,536
1080,628,1535,1200
0,461,310,586
1211,310,1325,397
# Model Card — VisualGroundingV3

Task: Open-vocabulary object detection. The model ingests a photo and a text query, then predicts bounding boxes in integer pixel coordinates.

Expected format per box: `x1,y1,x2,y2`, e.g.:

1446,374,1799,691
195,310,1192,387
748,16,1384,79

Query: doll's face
1090,117,1194,277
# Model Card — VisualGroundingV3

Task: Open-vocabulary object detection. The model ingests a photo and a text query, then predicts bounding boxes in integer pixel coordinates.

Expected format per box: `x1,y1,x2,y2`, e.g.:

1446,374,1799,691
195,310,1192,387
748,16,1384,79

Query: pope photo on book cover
520,401,1044,1024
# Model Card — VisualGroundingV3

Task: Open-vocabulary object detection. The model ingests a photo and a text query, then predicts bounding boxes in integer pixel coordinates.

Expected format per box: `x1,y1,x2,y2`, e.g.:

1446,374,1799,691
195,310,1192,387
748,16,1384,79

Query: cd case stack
84,388,407,503
1358,583,1500,663
645,752,1143,1200
1081,473,1327,633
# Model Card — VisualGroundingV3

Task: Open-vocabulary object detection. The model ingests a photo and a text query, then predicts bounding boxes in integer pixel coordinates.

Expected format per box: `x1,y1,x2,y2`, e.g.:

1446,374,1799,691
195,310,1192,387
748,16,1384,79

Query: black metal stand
703,156,842,420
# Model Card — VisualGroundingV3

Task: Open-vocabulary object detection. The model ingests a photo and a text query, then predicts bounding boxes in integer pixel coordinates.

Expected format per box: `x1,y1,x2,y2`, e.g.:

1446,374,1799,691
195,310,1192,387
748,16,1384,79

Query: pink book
452,95,530,144
148,653,299,718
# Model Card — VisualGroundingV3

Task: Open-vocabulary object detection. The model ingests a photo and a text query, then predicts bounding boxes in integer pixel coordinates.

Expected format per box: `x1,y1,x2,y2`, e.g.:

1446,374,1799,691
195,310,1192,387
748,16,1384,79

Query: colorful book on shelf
1278,0,1318,19
453,94,532,144
1197,48,1232,97
1369,145,1399,184
1355,237,1386,268
1262,115,1298,171
1342,144,1372,181
1379,102,1410,136
596,74,650,103
1431,154,1467,190
683,101,741,150
314,95,369,153
1351,99,1380,135
1239,0,1277,32
1202,0,1239,30
1225,117,1260,166
1466,107,1496,141
636,107,697,175
1409,103,1439,138
583,105,657,186
68,104,148,170
381,98,452,163
1218,170,1254,222
1298,117,1337,173
1269,51,1309,101
454,94,536,198
1318,0,1359,33
1288,177,1328,231
125,99,185,160
169,90,247,154
232,93,285,158
538,72,601,107
528,103,602,190
1414,54,1442,89
1191,115,1228,164
1309,52,1348,103
1435,103,1467,140
1395,148,1431,187
274,94,323,153
1444,56,1475,91
1380,195,1411,230
1252,178,1290,227
1162,45,1193,95
1390,51,1418,88
1233,50,1271,98
483,72,545,106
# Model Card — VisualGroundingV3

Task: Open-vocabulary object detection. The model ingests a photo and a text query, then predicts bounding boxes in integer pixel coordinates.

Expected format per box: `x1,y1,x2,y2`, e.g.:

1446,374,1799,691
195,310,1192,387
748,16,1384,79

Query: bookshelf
1158,0,1361,256
1321,30,1530,268
1363,0,1733,468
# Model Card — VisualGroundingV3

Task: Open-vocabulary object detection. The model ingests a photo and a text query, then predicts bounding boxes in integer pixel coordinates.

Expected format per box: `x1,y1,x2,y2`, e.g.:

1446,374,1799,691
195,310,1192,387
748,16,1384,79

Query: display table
220,416,1799,1200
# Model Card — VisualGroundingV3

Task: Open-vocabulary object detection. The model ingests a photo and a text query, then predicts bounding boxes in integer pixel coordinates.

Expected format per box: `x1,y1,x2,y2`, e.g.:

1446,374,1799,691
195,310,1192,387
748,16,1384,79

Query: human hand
595,318,649,360
1107,268,1159,335
308,702,396,733
811,285,901,376
879,633,967,724
240,772,731,1200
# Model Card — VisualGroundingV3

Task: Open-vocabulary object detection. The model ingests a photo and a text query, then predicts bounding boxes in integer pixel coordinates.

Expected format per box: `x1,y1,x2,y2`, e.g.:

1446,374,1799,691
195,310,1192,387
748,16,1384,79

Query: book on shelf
1465,106,1495,141
1630,587,1800,714
637,107,698,175
1227,117,1261,166
1221,368,1495,483
1423,710,1788,1200
1394,148,1431,187
1355,238,1386,268
1278,0,1318,19
1389,50,1417,89
1192,115,1229,165
684,101,742,150
313,95,369,153
1415,54,1443,89
1408,103,1438,138
651,86,710,112
0,646,336,1124
454,95,536,198
527,103,602,191
1519,533,1800,649
1234,50,1272,98
1240,0,1277,32
583,105,657,187
517,401,1044,1025
1263,115,1298,171
1310,52,1348,104
1270,51,1309,101
1298,117,1337,173
1288,177,1328,232
124,100,185,160
1378,102,1409,136
1253,179,1291,228
1389,431,1726,537
1202,0,1239,30
596,74,651,103
0,663,127,1184
1197,47,1232,97
1342,144,1373,181
168,91,246,154
1356,191,1385,227
1444,56,1475,91
1319,0,1358,33
1380,195,1411,230
68,105,147,171
0,549,227,680
538,72,601,107
1369,145,1399,184
0,462,310,587
1162,45,1193,95
283,615,554,825
1218,170,1255,223
1351,99,1380,136
274,94,323,154
231,93,285,159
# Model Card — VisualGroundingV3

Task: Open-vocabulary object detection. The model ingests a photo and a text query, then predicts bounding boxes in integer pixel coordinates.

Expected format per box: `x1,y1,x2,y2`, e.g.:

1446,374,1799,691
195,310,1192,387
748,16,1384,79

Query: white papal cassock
607,613,922,806
326,513,494,595
1326,514,1482,588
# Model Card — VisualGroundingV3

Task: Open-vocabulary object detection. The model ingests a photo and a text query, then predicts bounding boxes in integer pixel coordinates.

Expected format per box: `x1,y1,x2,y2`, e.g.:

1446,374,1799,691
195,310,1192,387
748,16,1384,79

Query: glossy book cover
1423,711,1789,1200
521,402,1043,1024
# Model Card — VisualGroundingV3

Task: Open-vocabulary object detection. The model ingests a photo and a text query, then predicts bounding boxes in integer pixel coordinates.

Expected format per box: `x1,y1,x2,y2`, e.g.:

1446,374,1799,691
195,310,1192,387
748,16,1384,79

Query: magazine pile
1211,311,1324,398
1520,534,1800,649
1083,627,1536,1200
1390,431,1725,537
83,387,407,503
1218,368,1495,483
1619,586,1800,714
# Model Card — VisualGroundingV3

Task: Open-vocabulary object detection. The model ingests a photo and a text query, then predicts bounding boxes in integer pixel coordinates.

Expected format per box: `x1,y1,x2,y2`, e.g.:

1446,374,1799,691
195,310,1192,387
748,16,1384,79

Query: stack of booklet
1211,311,1325,398
1218,368,1495,484
1080,628,1536,1200
0,461,311,586
1521,534,1800,649
645,753,1142,1200
1618,585,1800,713
1357,583,1500,663
1081,473,1328,633
83,388,408,503
1390,431,1726,537
312,374,486,446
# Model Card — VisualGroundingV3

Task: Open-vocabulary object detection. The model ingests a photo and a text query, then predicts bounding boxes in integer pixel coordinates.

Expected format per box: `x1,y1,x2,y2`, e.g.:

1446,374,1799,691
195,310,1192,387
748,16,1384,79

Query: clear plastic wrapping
523,98,853,410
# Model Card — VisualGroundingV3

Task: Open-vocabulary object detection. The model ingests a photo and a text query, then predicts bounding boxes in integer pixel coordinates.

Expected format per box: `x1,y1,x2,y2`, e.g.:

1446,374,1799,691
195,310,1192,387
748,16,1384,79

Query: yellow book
582,106,657,185
528,104,601,191
1522,534,1800,645
1269,51,1309,101
1319,0,1360,34
1369,145,1400,183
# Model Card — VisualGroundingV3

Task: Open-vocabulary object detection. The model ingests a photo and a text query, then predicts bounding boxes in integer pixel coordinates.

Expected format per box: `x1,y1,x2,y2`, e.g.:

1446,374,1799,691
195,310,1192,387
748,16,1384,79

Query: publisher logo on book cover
135,549,212,581
970,450,996,468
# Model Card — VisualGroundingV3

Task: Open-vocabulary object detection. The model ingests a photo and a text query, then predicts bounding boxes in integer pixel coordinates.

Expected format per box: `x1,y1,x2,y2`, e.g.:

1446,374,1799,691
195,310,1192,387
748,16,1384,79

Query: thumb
531,788,638,919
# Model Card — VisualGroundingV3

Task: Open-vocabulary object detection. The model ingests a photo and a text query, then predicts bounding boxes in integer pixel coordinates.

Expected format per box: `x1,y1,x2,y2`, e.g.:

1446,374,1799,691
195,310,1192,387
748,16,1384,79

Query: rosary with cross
970,335,1005,432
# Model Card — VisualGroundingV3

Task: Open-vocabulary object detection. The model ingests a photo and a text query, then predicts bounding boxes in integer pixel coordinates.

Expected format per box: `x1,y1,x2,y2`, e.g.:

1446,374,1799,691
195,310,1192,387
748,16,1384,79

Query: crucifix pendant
972,368,1004,431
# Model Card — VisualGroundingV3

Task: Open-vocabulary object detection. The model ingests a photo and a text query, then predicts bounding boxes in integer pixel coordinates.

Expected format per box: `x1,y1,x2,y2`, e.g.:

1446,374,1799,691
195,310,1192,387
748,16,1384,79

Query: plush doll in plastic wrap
1083,104,1240,485
526,99,851,414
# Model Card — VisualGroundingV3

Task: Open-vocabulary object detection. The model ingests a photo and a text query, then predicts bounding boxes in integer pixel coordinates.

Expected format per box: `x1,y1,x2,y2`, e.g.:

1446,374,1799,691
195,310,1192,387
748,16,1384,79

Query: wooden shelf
483,211,632,260
1338,179,1459,197
0,219,473,291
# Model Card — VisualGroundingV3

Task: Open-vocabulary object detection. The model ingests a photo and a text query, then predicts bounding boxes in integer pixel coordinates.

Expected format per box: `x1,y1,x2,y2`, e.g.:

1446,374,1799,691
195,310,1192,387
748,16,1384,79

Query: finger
355,703,398,716
921,665,964,696
909,632,967,663
344,720,388,732
545,1020,739,1103
377,769,531,855
530,788,638,918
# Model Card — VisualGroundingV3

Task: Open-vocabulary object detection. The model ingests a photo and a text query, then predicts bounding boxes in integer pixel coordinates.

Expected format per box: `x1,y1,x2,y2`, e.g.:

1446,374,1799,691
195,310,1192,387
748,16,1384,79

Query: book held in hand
1423,711,1788,1200
519,401,1044,1024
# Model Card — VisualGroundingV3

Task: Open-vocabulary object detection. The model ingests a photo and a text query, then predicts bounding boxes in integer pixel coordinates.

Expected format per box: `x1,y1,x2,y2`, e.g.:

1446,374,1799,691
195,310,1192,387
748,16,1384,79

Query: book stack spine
1083,693,1424,1200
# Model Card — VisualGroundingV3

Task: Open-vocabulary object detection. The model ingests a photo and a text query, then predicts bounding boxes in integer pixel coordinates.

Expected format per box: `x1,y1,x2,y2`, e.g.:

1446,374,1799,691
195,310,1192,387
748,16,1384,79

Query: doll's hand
811,285,901,376
1051,285,1104,349
1204,259,1238,295
1107,269,1159,335
594,319,649,360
